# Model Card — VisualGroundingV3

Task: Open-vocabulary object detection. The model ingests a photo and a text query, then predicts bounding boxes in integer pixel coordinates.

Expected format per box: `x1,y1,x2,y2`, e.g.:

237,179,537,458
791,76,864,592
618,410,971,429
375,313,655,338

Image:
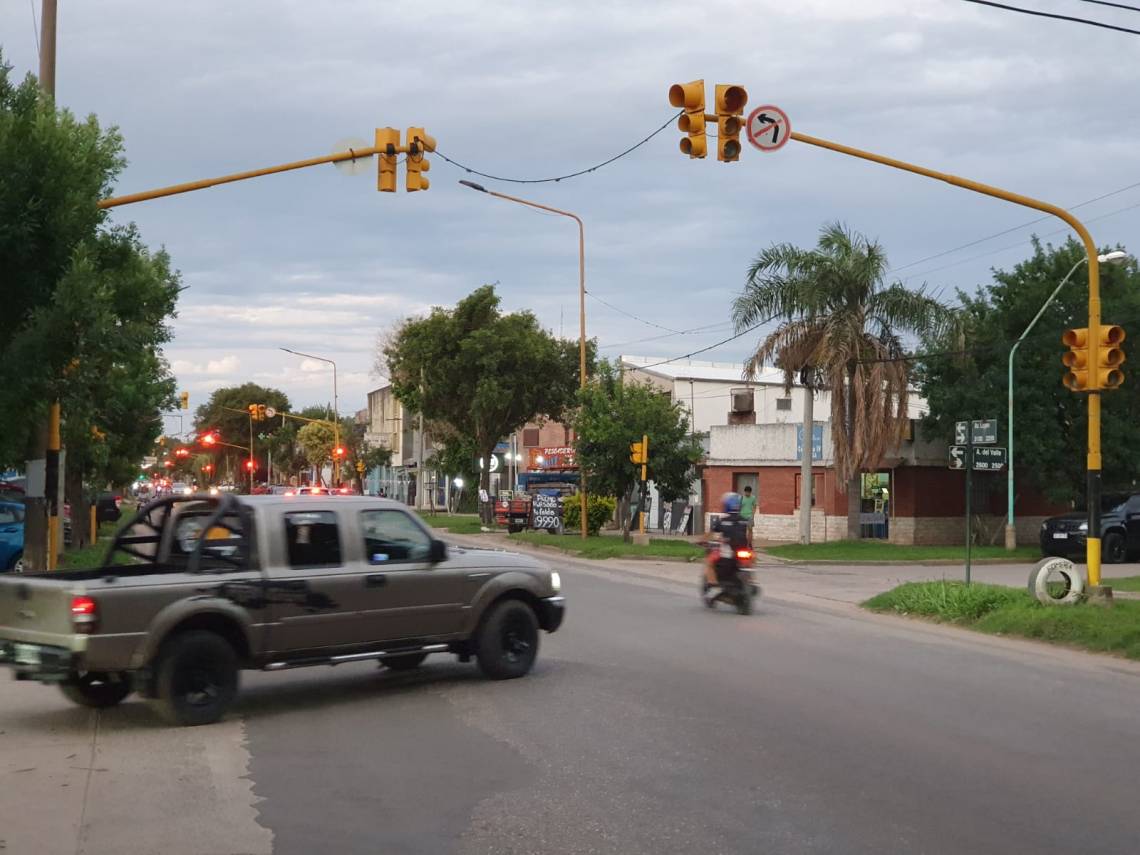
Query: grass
1109,576,1140,592
864,580,1140,660
59,521,125,570
765,540,1041,563
506,531,705,561
415,512,497,535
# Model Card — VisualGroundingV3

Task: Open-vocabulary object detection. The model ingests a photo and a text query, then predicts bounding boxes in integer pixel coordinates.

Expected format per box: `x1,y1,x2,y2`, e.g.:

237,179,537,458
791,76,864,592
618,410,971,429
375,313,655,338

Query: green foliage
572,360,702,516
765,541,1041,562
562,494,616,535
416,512,489,534
297,421,336,471
864,581,1025,621
382,284,592,491
917,237,1140,504
193,384,291,477
506,531,705,561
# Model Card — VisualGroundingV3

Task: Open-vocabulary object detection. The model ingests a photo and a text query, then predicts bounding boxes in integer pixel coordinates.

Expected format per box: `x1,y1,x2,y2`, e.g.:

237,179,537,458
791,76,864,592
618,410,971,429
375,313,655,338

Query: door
355,508,466,643
264,509,361,654
1124,495,1140,556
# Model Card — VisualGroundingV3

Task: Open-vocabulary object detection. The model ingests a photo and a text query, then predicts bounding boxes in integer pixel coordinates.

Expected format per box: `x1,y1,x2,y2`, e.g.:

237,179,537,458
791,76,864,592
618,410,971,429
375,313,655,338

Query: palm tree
733,222,951,540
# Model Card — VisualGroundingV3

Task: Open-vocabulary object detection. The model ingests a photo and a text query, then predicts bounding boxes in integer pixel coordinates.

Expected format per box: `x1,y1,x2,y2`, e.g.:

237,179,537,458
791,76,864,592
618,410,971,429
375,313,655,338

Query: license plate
1052,532,1069,540
14,643,40,667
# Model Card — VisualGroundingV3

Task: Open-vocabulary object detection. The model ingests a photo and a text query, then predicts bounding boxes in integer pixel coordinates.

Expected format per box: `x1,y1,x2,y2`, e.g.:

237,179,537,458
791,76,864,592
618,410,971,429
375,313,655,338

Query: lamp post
280,348,339,485
459,180,589,538
1005,250,1128,549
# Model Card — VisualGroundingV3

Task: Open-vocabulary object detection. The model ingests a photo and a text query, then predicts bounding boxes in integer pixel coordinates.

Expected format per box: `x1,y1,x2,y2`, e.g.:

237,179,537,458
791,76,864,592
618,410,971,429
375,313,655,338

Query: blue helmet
721,492,742,514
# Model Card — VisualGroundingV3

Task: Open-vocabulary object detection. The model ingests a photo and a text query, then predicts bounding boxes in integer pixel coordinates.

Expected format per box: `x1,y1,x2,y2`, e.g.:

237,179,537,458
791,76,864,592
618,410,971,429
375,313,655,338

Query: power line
958,0,1140,35
433,112,681,185
632,317,778,371
587,291,684,333
29,0,39,58
1071,0,1140,13
602,322,735,351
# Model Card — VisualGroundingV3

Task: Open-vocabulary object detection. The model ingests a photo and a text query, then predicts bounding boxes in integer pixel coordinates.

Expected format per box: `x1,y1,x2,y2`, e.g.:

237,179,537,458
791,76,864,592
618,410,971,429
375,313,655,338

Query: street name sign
973,446,1007,471
971,419,997,445
746,105,791,152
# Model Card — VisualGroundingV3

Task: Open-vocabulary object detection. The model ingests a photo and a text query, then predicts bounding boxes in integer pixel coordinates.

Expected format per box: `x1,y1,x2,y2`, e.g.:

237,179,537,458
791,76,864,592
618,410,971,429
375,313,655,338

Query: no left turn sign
746,105,791,152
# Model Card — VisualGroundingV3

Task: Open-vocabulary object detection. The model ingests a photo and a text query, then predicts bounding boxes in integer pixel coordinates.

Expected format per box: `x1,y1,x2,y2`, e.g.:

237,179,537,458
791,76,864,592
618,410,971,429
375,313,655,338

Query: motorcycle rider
704,492,750,594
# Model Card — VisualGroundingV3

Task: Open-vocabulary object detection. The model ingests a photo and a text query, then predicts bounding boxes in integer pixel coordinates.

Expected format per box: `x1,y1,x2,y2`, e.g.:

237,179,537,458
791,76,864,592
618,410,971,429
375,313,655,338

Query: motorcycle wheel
735,580,753,616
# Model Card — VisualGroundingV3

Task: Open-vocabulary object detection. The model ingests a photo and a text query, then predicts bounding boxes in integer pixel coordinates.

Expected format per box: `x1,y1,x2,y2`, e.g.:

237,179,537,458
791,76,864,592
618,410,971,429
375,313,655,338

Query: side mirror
429,539,448,563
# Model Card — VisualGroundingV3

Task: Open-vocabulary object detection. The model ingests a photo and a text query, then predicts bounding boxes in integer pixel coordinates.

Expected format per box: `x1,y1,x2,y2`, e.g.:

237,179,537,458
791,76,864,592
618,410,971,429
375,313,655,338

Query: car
1040,492,1140,564
96,492,123,525
0,493,565,725
0,501,24,572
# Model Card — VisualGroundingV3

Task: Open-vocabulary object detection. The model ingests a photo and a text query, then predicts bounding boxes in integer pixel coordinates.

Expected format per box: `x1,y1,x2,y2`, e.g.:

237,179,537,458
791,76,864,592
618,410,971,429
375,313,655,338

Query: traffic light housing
406,127,436,192
333,445,346,459
715,84,748,162
1063,326,1127,390
200,432,218,447
376,127,400,192
179,391,189,410
245,460,255,472
248,403,258,421
1097,324,1126,389
175,447,190,458
669,79,707,158
1062,328,1090,391
629,440,647,465
256,403,267,421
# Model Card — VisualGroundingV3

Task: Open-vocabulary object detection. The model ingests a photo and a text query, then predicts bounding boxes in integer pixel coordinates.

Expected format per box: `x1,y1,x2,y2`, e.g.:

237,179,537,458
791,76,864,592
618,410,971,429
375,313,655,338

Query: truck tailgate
0,575,82,646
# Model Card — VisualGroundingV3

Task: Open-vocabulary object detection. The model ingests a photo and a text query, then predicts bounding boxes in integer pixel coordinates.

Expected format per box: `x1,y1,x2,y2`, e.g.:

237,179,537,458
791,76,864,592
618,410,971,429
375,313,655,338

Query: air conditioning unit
730,388,755,414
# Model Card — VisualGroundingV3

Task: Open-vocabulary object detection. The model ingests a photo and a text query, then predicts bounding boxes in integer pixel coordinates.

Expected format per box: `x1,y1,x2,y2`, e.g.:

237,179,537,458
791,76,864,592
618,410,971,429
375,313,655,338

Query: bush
562,494,616,536
864,581,1025,622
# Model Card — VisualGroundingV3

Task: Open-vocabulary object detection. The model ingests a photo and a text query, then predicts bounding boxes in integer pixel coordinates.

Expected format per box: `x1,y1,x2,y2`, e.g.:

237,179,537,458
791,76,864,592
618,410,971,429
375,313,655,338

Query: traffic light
256,403,267,421
668,79,707,158
629,440,647,465
406,127,436,192
333,446,346,459
245,459,255,472
200,432,218,446
1062,328,1090,391
248,403,258,421
179,391,189,410
376,127,400,192
1096,324,1126,389
175,447,190,458
714,84,748,162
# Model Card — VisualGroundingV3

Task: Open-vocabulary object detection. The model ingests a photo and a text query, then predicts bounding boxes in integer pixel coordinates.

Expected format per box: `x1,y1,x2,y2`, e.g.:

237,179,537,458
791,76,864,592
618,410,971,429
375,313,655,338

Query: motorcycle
701,537,760,615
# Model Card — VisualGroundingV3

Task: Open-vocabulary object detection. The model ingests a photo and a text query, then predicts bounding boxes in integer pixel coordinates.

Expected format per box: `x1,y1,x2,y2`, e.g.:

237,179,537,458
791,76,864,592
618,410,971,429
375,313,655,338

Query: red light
333,446,346,458
309,487,321,494
283,490,295,496
164,460,174,468
245,460,255,471
736,549,753,561
175,447,190,458
71,595,98,633
201,433,217,446
71,596,97,615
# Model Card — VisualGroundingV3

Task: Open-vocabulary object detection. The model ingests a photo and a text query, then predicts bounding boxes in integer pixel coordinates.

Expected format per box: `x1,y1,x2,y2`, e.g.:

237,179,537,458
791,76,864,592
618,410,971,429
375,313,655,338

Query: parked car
1040,492,1140,564
95,492,123,525
0,493,565,725
0,501,24,572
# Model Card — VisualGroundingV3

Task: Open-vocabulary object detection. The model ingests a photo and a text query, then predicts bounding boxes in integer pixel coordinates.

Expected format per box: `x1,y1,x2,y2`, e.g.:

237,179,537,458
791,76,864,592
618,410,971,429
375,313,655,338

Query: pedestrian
739,485,757,545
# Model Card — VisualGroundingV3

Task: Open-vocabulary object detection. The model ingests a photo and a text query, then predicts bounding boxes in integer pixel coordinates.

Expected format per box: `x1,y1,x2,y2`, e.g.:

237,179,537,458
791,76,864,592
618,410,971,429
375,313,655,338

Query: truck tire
383,652,428,671
476,599,539,680
1103,531,1127,565
148,631,239,726
59,672,132,708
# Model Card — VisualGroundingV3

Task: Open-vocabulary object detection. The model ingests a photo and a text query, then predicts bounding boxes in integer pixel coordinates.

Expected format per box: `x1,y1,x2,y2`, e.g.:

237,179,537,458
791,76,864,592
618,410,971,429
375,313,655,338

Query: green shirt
740,495,756,518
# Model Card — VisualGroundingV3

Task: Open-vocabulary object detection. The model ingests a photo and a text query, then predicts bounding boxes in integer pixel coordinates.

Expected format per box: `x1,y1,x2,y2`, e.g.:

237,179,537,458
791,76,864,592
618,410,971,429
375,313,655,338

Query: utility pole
799,373,814,545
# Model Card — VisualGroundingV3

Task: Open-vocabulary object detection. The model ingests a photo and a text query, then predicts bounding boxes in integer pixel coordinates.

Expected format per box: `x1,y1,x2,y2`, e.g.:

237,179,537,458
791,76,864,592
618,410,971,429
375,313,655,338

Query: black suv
1040,492,1140,564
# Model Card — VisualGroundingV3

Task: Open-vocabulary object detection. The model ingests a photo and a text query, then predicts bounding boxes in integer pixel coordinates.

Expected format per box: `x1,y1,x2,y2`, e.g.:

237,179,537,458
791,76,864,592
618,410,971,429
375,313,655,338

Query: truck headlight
1079,522,1088,532
550,571,561,593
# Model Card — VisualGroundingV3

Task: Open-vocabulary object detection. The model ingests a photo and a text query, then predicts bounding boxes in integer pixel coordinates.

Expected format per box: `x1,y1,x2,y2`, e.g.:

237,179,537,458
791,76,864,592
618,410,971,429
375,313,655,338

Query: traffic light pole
787,130,1106,588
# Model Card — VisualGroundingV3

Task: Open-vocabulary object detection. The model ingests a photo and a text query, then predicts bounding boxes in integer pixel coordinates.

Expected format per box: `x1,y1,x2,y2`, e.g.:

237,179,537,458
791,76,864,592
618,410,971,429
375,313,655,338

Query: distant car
95,492,123,526
0,501,24,572
1040,492,1140,564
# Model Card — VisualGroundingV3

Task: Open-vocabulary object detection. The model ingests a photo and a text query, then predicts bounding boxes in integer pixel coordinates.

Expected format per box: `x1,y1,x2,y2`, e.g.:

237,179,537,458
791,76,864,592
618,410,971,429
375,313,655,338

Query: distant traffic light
245,459,255,472
175,447,190,458
333,446,346,459
714,84,748,162
405,127,436,192
629,439,647,465
376,127,400,192
247,403,259,421
668,79,707,158
256,403,267,421
200,432,218,446
179,391,189,410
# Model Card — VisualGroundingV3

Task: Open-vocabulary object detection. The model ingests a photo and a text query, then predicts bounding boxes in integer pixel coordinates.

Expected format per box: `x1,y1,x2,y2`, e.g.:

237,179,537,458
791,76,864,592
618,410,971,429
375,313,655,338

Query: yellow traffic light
376,127,400,192
257,404,268,421
406,127,435,192
248,403,259,420
1096,324,1126,390
1062,328,1090,391
629,440,647,465
669,79,707,158
179,391,189,410
715,84,748,162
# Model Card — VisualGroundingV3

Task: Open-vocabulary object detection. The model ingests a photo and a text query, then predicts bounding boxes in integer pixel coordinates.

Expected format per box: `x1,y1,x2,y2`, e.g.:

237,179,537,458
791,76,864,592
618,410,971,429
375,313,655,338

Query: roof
620,355,789,385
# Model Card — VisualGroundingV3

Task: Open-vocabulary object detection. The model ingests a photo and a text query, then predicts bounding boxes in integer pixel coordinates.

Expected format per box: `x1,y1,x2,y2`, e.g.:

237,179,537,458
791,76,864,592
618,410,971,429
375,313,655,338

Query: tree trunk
846,475,862,540
620,486,633,543
799,384,814,545
479,445,495,524
65,467,88,552
22,421,49,572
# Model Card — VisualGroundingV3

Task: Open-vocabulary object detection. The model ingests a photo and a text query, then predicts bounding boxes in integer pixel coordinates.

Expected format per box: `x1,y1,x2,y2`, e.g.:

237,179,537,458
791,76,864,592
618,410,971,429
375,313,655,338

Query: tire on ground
147,630,239,726
476,599,540,680
384,652,428,671
1028,556,1084,606
59,672,133,708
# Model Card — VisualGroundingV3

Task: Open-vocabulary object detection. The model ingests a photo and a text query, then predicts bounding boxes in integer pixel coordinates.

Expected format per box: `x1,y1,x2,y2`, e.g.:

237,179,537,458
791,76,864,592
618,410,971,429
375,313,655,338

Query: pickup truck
0,493,564,726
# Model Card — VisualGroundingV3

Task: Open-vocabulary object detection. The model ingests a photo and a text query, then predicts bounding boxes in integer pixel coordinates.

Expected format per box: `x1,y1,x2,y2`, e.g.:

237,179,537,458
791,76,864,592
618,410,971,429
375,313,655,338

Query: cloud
170,355,240,375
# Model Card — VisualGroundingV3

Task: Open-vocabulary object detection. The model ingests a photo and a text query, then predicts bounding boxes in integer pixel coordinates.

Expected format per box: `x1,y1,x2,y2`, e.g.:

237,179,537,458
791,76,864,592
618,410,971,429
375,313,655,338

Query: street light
1005,250,1129,549
280,347,340,485
459,179,589,539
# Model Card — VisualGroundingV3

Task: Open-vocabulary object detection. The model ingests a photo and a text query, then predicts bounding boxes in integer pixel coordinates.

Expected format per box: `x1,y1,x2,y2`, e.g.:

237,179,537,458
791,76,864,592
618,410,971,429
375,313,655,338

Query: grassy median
507,531,705,561
864,580,1140,659
765,540,1041,563
415,512,497,535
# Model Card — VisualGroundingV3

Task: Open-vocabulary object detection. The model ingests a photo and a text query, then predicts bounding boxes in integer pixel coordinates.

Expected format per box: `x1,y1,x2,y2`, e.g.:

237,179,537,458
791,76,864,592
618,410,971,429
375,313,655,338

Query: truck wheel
383,652,427,671
1104,532,1127,565
148,631,239,726
476,600,539,680
59,672,132,708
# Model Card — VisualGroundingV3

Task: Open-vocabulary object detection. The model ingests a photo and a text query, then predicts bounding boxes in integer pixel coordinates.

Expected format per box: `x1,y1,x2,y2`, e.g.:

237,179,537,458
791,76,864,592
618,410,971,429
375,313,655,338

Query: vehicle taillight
736,549,753,561
70,595,99,634
114,496,122,509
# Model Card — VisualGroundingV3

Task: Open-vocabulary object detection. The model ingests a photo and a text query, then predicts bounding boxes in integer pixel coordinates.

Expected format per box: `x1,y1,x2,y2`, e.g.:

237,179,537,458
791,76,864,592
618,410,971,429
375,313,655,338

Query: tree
733,222,953,539
297,421,336,479
382,285,590,517
193,384,290,481
573,361,702,539
917,237,1140,505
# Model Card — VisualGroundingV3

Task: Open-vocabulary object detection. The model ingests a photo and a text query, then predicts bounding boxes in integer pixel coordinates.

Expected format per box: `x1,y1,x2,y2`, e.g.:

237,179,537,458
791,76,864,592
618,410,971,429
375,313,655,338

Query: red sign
746,105,791,152
529,446,576,471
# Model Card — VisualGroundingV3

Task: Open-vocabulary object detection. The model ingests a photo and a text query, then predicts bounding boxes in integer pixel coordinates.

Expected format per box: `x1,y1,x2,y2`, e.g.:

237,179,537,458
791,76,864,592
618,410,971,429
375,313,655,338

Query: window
0,505,23,525
776,397,792,411
522,428,540,447
360,509,432,564
794,473,822,509
285,511,342,568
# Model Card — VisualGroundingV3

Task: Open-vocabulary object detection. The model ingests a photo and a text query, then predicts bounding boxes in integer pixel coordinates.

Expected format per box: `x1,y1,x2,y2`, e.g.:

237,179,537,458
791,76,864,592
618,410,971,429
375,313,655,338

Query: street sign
971,418,997,445
745,105,791,152
948,446,966,470
954,421,968,445
264,407,277,419
973,446,1007,471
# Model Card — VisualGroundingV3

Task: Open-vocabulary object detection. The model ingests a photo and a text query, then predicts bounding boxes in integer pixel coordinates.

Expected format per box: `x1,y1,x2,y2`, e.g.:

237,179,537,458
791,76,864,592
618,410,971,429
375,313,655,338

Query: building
362,383,437,506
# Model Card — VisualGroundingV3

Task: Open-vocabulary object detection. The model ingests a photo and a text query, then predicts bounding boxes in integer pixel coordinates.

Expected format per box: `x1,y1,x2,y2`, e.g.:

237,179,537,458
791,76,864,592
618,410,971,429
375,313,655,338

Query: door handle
365,574,387,588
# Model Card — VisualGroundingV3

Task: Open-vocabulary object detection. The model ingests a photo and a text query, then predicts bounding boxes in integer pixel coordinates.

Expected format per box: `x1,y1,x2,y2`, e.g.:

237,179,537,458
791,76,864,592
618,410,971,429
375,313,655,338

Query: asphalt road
237,559,1140,855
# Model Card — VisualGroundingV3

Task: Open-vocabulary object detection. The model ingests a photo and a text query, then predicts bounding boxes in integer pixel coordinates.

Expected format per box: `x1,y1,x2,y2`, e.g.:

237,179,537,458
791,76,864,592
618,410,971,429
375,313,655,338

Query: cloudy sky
3,0,1138,416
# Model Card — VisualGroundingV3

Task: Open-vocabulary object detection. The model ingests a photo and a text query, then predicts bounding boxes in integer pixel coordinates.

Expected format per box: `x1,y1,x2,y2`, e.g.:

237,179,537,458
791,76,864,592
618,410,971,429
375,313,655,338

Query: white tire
1028,557,1084,606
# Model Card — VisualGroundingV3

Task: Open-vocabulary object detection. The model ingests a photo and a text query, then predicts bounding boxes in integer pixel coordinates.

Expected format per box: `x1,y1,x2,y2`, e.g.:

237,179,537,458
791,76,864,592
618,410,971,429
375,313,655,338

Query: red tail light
736,549,753,561
70,595,99,634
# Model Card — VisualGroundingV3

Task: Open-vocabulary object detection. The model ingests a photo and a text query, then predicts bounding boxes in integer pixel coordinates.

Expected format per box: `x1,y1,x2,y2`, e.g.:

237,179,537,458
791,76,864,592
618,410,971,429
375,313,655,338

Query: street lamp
280,347,340,485
1005,250,1129,549
459,180,589,538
